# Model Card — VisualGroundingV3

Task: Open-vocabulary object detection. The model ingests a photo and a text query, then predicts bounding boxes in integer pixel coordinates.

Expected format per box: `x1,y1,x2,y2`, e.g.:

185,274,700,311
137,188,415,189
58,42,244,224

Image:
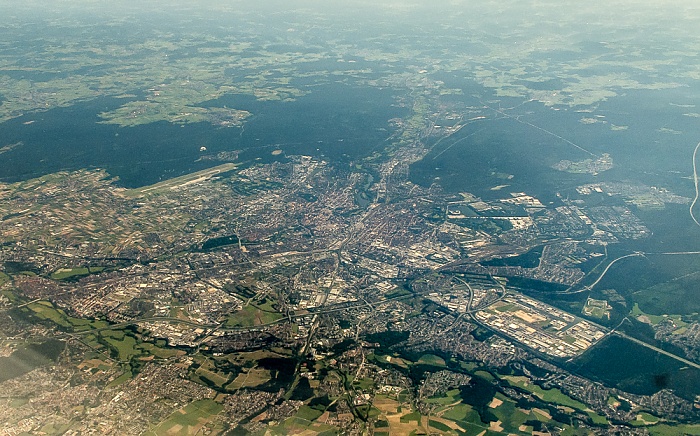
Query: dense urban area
1,87,699,435
3,1,700,435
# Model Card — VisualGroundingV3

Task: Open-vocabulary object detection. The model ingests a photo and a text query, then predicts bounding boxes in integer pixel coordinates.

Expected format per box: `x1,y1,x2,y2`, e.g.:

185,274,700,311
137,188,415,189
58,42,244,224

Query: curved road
691,140,700,227
584,252,645,292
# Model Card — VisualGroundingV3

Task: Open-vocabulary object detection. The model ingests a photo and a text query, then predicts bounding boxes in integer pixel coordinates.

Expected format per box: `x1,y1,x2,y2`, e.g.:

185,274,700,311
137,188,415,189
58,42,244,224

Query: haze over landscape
1,1,700,435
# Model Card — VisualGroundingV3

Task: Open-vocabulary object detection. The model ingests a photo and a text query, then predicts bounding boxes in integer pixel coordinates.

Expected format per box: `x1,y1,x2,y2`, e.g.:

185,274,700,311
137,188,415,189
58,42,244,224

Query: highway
613,331,700,370
691,140,700,227
584,252,645,292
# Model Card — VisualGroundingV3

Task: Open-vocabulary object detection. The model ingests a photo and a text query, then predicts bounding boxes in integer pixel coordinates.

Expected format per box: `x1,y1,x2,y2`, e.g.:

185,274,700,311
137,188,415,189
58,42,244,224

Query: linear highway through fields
482,101,597,157
612,331,700,370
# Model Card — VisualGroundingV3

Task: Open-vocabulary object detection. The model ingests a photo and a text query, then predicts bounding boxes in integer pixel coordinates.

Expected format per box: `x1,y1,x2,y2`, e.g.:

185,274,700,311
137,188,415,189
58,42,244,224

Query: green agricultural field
474,370,495,382
26,300,107,331
226,368,271,390
587,411,609,425
225,305,258,327
494,303,515,312
357,405,382,419
102,332,138,361
459,361,479,372
503,376,588,410
437,417,492,436
255,298,278,312
372,353,410,369
225,304,283,327
0,289,21,304
107,370,133,388
629,303,687,326
425,389,461,406
138,342,184,359
50,266,104,280
385,287,412,299
351,376,375,391
75,326,182,364
375,420,389,428
275,414,338,435
417,354,446,367
442,403,479,423
648,423,700,436
295,405,324,422
400,411,421,423
146,399,223,436
81,333,103,351
28,301,73,328
428,419,451,432
196,368,230,389
489,394,532,433
630,411,661,426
